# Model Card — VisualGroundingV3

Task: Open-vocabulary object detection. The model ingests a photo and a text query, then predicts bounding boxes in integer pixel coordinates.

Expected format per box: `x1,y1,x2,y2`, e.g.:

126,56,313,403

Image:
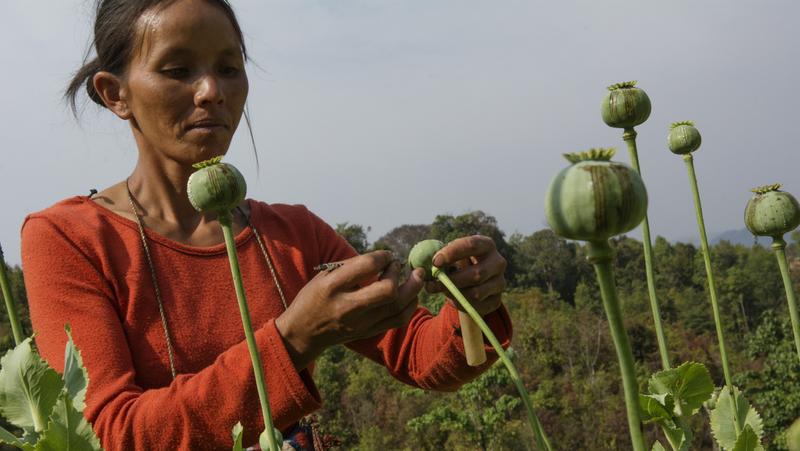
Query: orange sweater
20,196,512,450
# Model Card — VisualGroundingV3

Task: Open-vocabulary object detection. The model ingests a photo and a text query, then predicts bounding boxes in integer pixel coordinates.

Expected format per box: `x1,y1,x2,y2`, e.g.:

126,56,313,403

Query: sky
1,0,799,265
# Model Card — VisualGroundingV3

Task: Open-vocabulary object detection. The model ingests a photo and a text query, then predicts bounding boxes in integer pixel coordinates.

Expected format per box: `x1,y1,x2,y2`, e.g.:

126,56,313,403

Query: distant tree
787,230,800,257
509,230,580,302
335,222,370,254
712,240,740,272
430,211,504,245
608,235,647,294
373,224,432,261
653,236,698,290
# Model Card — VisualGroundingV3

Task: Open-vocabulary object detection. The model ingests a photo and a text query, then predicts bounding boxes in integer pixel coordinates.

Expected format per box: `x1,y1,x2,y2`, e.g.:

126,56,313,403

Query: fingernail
413,268,425,281
433,254,443,267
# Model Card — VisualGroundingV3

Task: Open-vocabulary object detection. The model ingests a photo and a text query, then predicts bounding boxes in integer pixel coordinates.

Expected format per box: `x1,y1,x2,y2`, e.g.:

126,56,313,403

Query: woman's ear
93,71,132,120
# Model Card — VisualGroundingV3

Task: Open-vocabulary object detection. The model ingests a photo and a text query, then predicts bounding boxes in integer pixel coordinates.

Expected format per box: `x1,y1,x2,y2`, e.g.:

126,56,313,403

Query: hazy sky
1,1,799,265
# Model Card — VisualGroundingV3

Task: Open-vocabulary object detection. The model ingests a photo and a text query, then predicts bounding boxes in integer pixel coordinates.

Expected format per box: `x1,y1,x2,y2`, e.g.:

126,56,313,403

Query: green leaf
0,424,35,450
231,422,243,451
649,362,714,418
0,425,21,444
652,441,667,451
663,422,689,451
62,325,89,412
639,393,673,424
34,391,102,451
638,394,691,450
732,425,759,451
0,337,64,433
710,386,764,450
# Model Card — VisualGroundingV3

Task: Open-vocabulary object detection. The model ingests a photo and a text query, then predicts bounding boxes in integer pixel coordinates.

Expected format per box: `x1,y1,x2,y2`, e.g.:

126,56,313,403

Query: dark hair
65,0,247,115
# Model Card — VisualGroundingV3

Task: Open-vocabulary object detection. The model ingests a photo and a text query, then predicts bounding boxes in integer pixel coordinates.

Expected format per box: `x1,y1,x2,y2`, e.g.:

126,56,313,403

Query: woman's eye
219,66,240,77
162,67,189,79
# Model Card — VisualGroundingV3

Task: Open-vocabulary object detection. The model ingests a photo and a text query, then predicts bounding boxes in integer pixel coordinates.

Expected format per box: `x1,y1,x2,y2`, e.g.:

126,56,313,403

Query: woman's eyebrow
219,48,241,57
152,46,242,63
153,47,194,61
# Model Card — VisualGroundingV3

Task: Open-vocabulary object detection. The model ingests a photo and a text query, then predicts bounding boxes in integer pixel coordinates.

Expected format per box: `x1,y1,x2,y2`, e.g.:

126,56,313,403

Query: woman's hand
425,235,508,316
275,251,425,370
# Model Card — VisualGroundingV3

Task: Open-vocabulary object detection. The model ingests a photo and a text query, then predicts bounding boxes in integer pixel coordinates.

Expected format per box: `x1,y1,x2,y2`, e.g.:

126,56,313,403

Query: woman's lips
189,123,224,128
187,121,227,135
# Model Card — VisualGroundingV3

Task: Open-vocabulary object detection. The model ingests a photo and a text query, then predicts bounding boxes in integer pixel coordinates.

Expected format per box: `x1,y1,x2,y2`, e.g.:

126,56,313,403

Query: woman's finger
432,235,496,268
398,267,425,302
444,251,507,289
324,250,395,290
347,260,401,310
364,266,424,315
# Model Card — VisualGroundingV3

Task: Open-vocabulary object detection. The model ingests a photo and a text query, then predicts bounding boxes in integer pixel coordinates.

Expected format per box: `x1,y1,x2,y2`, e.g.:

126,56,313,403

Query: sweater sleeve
308,210,514,391
21,216,321,450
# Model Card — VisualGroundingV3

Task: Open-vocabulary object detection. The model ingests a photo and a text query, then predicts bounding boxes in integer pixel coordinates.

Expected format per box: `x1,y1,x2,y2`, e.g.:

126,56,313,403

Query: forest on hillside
2,211,799,450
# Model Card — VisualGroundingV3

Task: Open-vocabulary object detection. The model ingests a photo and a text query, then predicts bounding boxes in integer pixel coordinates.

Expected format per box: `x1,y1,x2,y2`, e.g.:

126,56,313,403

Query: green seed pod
260,429,283,449
408,239,445,280
546,148,648,242
744,184,800,238
667,120,702,155
601,81,651,129
187,156,247,215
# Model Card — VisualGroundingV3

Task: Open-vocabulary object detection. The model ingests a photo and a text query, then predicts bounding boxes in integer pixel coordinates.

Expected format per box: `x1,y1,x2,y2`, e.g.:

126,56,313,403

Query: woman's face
122,0,248,165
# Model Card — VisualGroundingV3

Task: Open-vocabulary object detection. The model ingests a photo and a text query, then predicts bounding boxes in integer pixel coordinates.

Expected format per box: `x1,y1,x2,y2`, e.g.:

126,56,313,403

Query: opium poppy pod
601,81,651,129
408,239,445,281
187,156,247,215
668,121,702,155
745,184,800,238
546,148,648,242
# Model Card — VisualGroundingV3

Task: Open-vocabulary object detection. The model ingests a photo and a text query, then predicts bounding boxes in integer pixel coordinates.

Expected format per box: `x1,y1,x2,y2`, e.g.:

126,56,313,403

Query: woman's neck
124,153,244,245
128,156,199,224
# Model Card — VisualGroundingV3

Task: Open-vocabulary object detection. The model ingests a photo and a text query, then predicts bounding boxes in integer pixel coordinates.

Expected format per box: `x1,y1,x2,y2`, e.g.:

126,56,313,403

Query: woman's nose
194,74,224,106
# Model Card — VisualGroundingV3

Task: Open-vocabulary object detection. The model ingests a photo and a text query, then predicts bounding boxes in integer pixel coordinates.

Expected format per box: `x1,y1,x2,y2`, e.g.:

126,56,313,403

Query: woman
21,0,513,449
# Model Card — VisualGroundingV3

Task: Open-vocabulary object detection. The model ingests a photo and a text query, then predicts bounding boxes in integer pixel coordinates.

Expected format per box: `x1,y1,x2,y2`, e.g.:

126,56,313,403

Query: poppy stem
623,128,671,370
586,240,646,451
219,212,281,451
0,243,23,346
771,238,800,362
434,268,552,451
683,154,740,436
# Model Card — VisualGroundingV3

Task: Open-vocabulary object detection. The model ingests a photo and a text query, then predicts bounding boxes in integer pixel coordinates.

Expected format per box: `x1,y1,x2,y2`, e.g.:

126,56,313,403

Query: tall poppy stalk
744,183,800,362
546,148,648,451
187,157,282,451
668,121,740,436
0,243,23,346
602,81,670,370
